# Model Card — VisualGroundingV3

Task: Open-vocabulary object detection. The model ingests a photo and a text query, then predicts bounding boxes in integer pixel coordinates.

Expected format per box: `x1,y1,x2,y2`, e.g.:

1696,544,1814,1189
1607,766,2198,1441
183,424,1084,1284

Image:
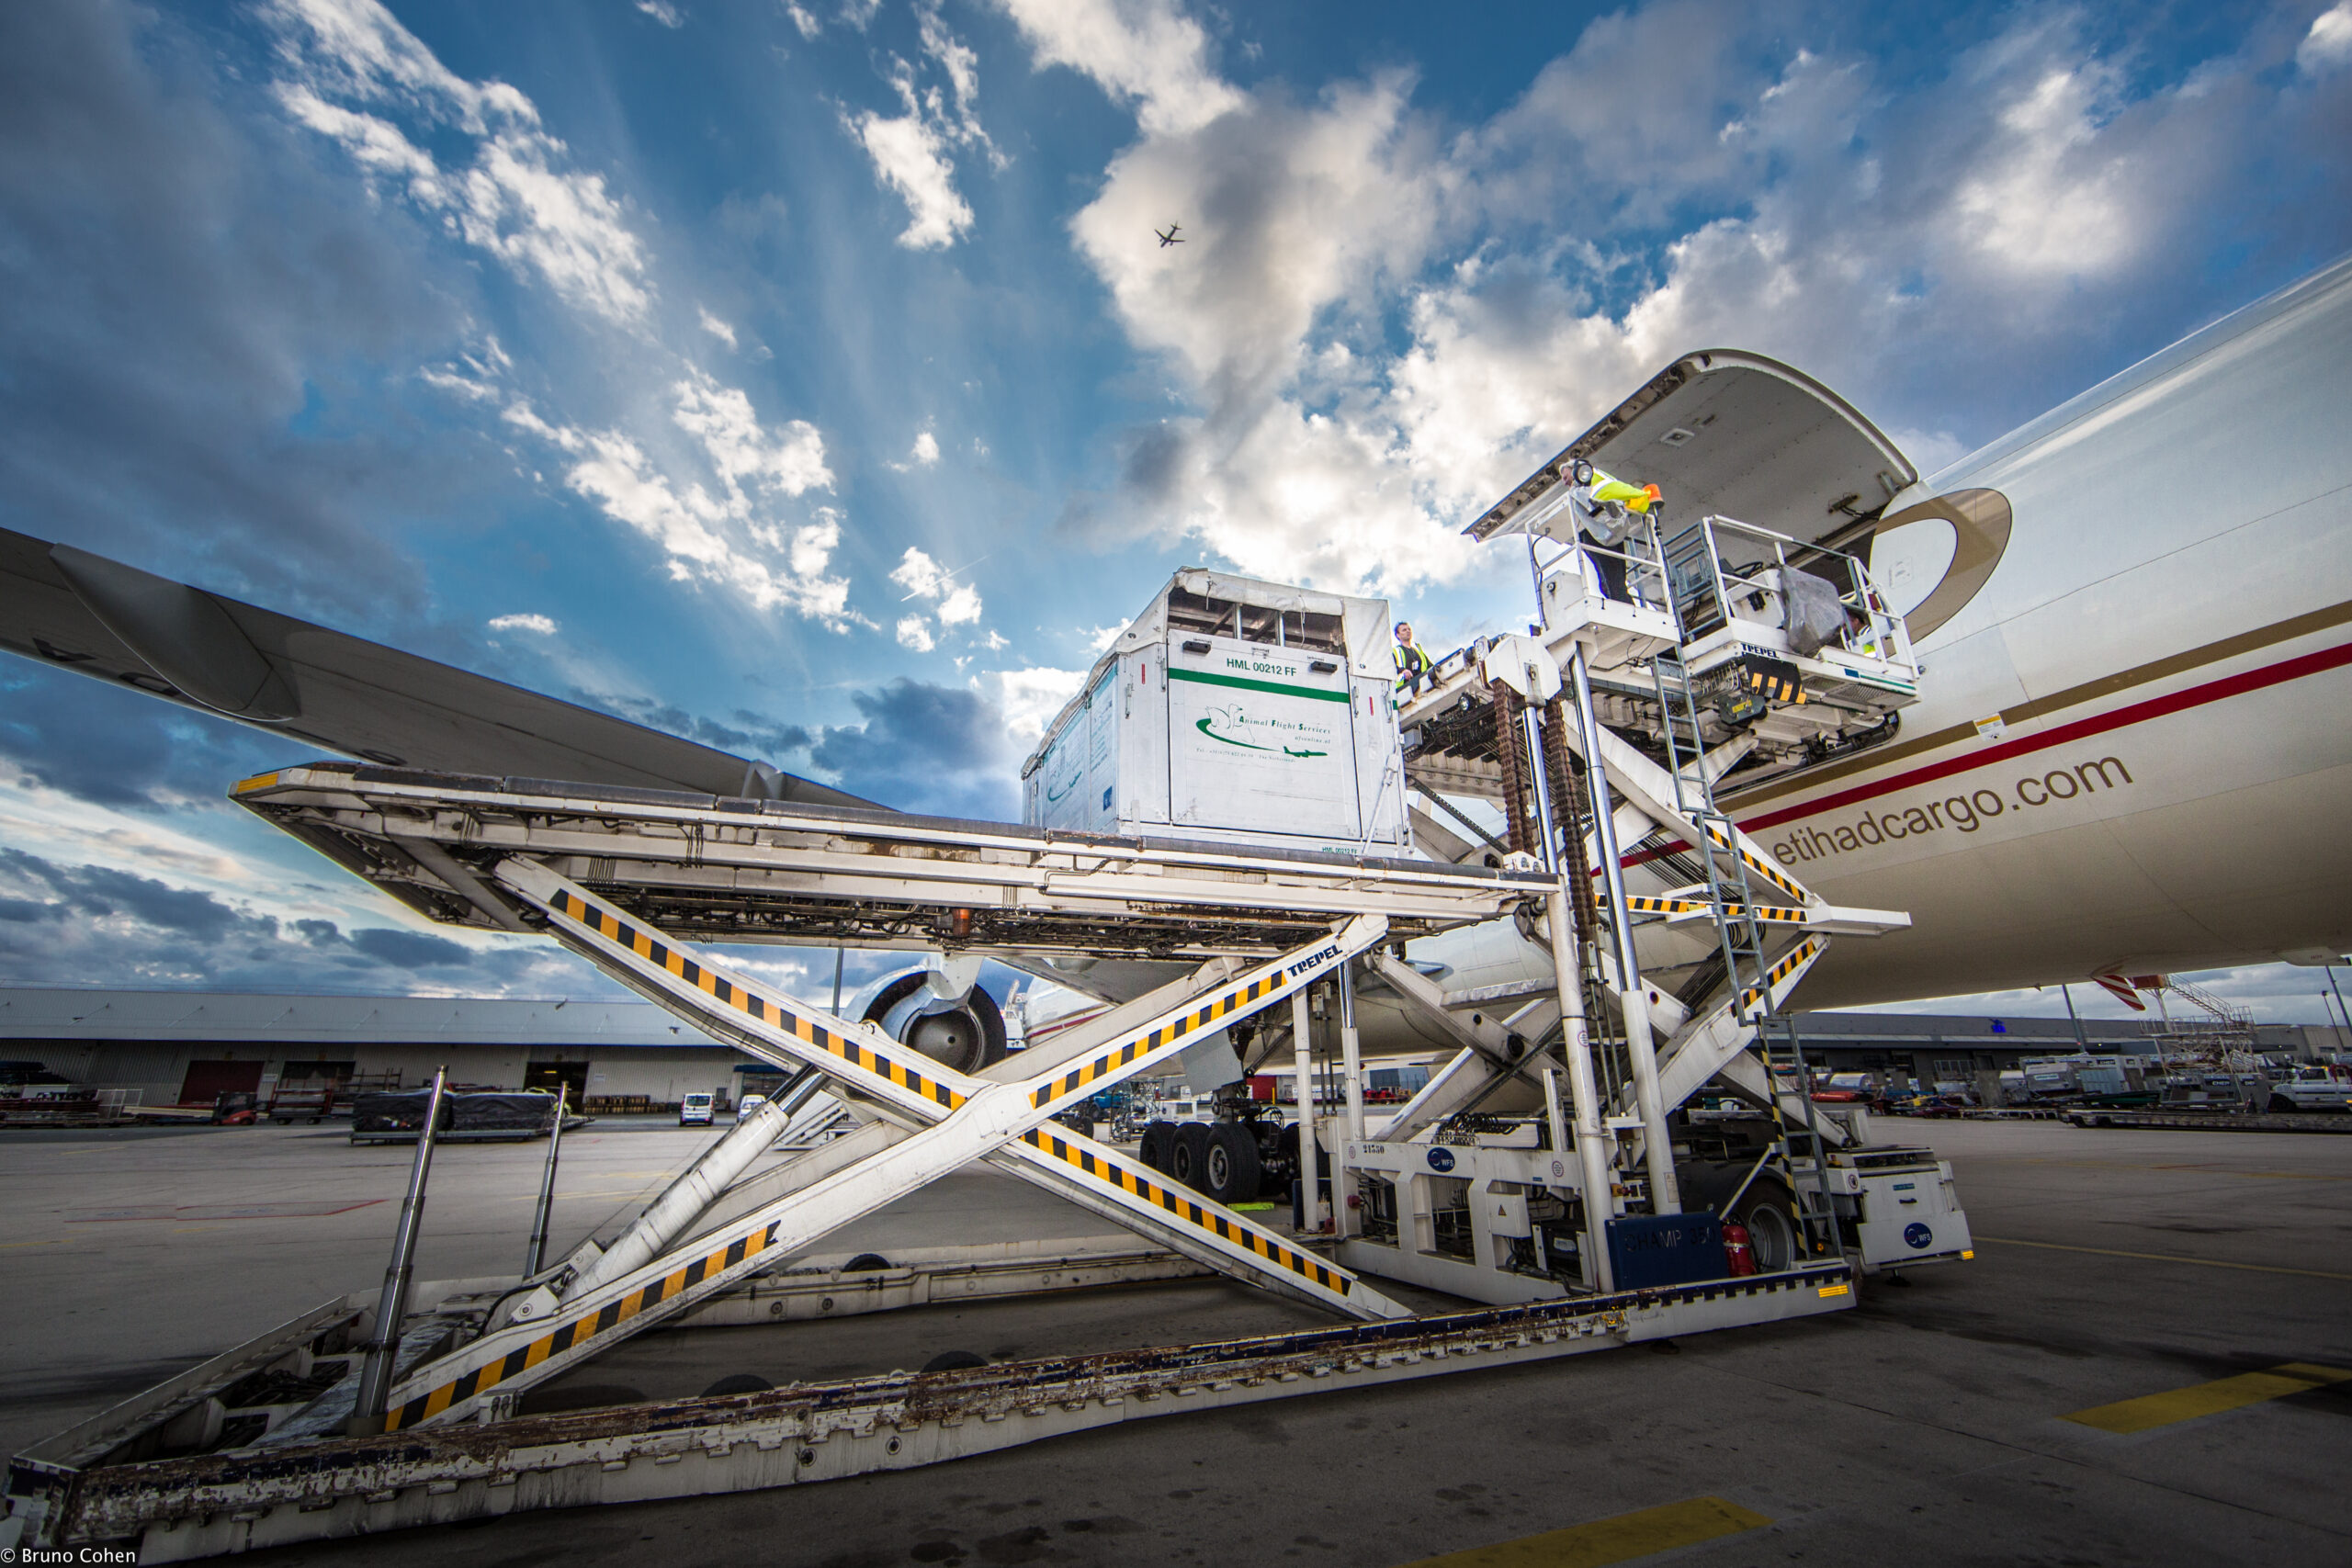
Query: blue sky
2,0,2349,1022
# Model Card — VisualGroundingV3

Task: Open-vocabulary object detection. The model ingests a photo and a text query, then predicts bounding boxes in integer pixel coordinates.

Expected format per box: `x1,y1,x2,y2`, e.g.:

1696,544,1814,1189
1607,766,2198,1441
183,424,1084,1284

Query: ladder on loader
1378,500,1926,1292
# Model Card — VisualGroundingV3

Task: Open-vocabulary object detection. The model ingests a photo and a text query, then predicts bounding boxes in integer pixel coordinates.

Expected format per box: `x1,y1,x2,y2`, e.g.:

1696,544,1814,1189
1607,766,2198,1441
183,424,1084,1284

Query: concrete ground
4,1117,2348,1565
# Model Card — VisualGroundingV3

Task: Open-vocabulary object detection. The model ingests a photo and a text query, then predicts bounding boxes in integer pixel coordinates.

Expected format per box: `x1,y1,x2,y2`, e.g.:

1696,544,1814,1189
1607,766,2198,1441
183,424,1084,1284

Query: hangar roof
0,987,720,1047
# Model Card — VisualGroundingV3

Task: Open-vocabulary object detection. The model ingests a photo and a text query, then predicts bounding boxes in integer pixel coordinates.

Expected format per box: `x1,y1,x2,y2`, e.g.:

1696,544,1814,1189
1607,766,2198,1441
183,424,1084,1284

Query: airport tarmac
3,1117,2347,1565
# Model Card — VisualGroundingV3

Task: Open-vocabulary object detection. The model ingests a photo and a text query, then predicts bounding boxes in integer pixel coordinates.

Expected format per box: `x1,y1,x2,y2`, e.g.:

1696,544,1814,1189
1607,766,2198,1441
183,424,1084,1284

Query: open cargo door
1467,350,1917,548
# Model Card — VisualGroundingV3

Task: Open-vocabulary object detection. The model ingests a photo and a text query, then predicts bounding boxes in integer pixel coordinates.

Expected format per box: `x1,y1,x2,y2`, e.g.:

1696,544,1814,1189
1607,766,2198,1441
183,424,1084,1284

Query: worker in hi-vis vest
1393,620,1435,694
1563,457,1660,604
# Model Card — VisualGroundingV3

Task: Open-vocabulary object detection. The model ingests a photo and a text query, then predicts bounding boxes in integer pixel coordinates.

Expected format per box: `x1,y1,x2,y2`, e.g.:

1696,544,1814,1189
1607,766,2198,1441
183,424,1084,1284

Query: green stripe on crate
1168,667,1350,702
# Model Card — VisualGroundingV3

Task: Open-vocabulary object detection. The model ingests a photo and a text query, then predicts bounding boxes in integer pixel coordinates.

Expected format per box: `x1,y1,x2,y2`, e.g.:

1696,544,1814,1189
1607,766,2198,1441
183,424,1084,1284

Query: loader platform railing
232,763,1554,962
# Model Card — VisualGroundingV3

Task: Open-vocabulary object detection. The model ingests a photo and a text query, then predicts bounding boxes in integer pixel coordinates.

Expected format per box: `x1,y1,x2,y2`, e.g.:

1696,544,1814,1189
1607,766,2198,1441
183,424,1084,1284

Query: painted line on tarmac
1394,1496,1771,1568
1975,1235,2352,1281
2064,1362,2352,1435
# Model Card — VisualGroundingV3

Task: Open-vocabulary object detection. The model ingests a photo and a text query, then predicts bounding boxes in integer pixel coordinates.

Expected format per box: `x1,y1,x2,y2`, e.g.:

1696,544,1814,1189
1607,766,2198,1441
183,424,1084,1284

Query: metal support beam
1566,645,1679,1213
1292,987,1322,1232
537,1072,813,1310
1545,890,1617,1292
520,1084,568,1279
346,1066,447,1436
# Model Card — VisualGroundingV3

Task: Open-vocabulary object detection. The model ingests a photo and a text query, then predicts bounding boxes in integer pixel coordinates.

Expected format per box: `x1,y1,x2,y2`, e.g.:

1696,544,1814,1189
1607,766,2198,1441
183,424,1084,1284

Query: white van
736,1093,768,1124
678,1091,715,1126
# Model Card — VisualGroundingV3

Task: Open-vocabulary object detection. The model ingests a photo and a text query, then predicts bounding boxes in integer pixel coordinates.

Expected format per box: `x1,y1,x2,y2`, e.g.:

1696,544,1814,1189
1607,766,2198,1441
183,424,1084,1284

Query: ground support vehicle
6,531,1971,1559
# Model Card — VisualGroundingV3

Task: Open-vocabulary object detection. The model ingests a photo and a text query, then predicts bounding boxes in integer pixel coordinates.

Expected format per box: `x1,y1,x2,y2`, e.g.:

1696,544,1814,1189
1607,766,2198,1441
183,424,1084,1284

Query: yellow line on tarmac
1975,1235,2352,1281
2064,1363,2351,1435
1395,1496,1771,1568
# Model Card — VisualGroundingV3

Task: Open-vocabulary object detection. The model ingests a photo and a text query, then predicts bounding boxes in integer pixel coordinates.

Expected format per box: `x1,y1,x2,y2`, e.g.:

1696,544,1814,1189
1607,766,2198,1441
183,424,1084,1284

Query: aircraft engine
850,959,1010,1076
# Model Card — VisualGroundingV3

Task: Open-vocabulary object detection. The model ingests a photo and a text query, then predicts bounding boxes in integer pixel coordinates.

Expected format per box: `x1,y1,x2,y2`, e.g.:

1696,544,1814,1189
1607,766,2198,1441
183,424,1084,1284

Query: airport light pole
348,1066,449,1435
522,1082,570,1278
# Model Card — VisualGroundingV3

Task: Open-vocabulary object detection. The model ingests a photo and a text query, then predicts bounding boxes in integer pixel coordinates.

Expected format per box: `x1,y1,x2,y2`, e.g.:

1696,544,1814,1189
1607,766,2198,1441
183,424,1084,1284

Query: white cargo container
1022,570,1410,855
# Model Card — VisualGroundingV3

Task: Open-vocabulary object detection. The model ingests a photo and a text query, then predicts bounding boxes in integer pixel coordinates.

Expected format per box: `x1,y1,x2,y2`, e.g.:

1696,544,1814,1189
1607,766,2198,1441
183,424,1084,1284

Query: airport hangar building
0,987,2335,1115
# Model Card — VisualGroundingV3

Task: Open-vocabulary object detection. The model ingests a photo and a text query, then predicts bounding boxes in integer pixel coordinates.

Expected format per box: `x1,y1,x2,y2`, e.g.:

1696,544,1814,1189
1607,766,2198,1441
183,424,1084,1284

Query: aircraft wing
1466,349,1917,547
0,527,875,807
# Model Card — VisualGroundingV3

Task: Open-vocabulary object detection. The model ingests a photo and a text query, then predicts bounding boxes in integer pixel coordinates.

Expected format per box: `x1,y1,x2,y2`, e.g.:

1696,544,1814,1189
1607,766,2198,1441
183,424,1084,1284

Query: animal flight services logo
1195,703,1330,759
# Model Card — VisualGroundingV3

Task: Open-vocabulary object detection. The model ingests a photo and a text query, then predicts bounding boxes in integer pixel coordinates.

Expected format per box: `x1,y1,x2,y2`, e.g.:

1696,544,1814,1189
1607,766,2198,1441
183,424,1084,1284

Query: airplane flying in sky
1156,224,1184,247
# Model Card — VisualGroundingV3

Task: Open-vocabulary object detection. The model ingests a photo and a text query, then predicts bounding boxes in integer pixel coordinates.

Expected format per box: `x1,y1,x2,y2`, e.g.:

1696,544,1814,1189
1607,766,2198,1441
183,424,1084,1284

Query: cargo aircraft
2,255,2346,1065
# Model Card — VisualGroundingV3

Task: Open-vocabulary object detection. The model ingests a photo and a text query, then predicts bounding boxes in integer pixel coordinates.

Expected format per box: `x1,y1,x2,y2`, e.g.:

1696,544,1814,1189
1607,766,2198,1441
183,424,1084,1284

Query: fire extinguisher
1722,1222,1756,1277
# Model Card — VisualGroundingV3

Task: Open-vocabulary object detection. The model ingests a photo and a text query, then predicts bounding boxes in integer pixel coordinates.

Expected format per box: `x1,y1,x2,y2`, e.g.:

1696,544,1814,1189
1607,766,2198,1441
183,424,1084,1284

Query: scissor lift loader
5,503,1966,1563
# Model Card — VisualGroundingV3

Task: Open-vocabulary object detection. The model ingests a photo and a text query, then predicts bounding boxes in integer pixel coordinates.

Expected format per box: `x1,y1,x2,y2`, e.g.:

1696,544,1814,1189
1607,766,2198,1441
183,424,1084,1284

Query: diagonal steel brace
376,861,1403,1429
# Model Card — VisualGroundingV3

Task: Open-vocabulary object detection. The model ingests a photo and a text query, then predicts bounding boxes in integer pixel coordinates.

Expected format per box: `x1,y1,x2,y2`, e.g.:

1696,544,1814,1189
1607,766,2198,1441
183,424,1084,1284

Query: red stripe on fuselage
1620,637,2352,867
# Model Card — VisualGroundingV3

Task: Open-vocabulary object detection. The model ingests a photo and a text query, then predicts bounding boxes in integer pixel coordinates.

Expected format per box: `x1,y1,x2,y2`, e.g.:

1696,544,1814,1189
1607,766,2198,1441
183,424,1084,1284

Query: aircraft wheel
1171,1122,1210,1189
1202,1122,1261,1206
1138,1120,1175,1171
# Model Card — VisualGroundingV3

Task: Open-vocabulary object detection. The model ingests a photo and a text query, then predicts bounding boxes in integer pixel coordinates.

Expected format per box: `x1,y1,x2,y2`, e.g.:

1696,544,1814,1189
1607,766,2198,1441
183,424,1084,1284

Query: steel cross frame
374,862,1403,1430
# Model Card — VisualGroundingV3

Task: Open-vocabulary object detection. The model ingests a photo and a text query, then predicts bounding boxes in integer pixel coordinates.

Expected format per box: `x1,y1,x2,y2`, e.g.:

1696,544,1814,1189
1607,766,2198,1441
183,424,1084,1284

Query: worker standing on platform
1393,620,1435,695
1565,457,1660,604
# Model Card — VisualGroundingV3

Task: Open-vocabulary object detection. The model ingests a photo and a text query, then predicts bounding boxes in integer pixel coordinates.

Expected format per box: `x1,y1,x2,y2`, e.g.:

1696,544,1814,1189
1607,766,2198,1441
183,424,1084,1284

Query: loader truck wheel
1202,1122,1261,1206
1729,1179,1801,1274
1138,1120,1175,1172
1172,1122,1211,1189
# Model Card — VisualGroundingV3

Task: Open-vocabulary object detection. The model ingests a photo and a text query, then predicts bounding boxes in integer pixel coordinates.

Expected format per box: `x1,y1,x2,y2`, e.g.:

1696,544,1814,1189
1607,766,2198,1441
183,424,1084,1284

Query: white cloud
697,307,738,347
1024,2,2344,599
989,666,1087,744
890,545,949,600
512,401,855,627
839,0,881,29
850,99,974,250
909,428,940,467
1085,623,1122,651
637,0,685,26
671,369,834,497
1951,66,2133,276
847,49,985,251
266,0,652,322
891,545,986,631
994,0,1243,136
937,582,983,626
785,3,822,39
487,612,559,635
2301,3,2352,73
896,615,936,651
843,7,1002,249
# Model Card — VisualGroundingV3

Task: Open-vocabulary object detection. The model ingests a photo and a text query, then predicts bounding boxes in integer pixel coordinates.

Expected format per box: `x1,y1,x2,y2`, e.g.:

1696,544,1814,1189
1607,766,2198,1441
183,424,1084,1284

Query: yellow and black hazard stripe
1702,824,1809,905
1017,1129,1350,1296
1737,937,1823,1012
385,1220,786,1431
1032,972,1284,1109
1746,668,1804,705
1623,895,1805,925
547,888,965,1111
